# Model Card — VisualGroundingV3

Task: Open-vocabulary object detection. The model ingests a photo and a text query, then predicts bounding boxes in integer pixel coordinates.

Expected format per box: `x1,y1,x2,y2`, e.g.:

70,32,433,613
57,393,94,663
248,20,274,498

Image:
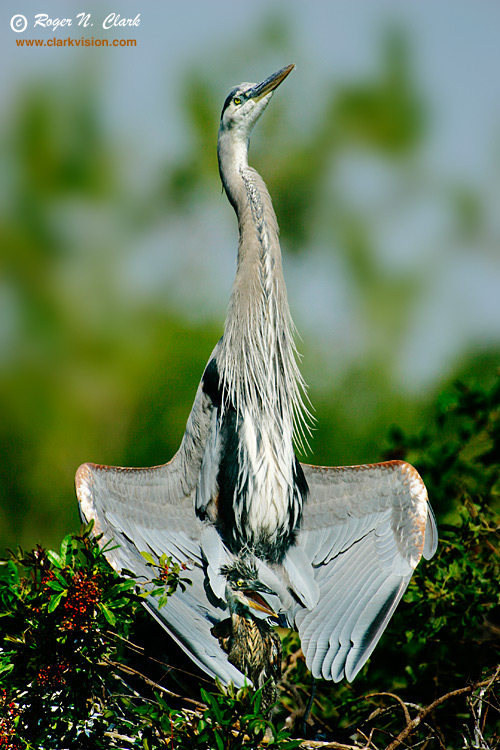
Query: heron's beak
248,64,295,102
245,589,278,617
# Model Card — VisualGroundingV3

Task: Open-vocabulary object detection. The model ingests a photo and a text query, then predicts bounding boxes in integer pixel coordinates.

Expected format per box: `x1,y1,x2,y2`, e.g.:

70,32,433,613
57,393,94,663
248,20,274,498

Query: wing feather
301,534,380,678
293,460,437,682
328,563,384,680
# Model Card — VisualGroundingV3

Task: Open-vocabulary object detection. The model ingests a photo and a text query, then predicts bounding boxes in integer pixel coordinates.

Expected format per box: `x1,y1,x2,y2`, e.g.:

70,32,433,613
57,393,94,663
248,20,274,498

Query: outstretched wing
294,460,437,682
75,381,247,687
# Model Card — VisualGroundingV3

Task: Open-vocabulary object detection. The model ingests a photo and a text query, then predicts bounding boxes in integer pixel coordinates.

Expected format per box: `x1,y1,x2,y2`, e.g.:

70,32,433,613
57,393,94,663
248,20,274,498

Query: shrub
1,380,499,748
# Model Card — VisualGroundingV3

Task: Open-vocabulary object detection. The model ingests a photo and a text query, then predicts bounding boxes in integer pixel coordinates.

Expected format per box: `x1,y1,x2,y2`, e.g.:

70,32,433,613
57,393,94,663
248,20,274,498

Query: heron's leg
301,676,317,737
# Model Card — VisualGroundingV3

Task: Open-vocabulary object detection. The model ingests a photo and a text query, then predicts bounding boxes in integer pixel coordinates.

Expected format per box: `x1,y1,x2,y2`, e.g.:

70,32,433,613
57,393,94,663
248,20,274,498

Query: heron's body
221,615,281,709
198,355,307,561
76,65,437,690
196,67,310,562
211,560,282,711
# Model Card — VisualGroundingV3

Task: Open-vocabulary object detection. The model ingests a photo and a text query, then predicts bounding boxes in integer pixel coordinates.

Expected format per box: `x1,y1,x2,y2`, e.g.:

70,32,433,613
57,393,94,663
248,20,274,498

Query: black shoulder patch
294,458,309,504
215,408,246,556
202,358,222,407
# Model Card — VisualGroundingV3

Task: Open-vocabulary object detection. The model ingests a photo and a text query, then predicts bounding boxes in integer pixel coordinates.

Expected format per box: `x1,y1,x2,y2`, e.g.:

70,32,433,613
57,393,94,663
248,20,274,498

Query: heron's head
219,64,295,140
221,559,277,618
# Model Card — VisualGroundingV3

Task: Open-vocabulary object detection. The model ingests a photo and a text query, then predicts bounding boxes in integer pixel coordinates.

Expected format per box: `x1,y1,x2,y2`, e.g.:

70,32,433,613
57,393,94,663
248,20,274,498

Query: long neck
216,130,310,448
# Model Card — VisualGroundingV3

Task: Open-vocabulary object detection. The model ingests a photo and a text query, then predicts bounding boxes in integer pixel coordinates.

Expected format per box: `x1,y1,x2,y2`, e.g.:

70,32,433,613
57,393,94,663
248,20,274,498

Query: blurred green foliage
0,77,219,549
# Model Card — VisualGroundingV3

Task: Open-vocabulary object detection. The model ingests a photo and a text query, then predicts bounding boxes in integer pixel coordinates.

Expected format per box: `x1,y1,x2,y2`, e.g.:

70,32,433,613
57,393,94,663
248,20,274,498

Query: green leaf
105,580,136,598
157,592,170,609
206,692,223,724
4,634,25,643
252,685,263,714
213,730,224,750
59,533,72,562
0,559,19,585
46,550,65,569
48,589,66,612
98,602,117,626
140,551,156,566
50,568,68,587
44,579,65,592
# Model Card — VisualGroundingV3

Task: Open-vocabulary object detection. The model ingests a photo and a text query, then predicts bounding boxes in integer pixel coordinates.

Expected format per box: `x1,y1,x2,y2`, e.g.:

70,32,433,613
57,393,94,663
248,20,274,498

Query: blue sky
4,1,500,179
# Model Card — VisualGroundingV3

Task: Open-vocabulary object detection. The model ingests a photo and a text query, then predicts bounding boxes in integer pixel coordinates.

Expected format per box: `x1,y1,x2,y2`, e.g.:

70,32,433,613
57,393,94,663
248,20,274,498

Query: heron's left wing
294,460,437,682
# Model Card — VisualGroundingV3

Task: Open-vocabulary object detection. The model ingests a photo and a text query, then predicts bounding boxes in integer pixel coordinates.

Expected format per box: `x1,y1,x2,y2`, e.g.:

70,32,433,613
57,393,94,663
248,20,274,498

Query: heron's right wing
75,379,213,567
75,379,247,687
76,466,246,686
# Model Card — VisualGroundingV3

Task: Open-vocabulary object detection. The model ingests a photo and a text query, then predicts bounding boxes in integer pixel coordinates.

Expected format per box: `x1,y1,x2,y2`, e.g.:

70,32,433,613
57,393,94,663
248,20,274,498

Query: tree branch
385,673,500,750
102,656,207,710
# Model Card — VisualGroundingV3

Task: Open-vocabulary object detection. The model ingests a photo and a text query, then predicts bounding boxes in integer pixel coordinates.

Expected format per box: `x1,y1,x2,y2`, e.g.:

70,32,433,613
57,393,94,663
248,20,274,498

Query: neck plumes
216,131,310,450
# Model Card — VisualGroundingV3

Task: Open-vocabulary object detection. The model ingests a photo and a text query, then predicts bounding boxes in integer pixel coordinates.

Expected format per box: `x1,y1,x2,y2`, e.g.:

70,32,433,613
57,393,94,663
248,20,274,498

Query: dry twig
385,672,500,750
365,692,412,728
102,656,206,710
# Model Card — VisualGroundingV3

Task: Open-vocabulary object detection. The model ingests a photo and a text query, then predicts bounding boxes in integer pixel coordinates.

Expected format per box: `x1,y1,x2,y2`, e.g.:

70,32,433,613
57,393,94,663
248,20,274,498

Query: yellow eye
236,579,244,587
233,97,242,105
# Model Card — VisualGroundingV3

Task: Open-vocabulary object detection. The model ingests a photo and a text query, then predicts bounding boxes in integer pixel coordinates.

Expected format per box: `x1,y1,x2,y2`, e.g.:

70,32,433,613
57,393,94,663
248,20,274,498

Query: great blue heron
211,558,282,712
76,64,437,689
